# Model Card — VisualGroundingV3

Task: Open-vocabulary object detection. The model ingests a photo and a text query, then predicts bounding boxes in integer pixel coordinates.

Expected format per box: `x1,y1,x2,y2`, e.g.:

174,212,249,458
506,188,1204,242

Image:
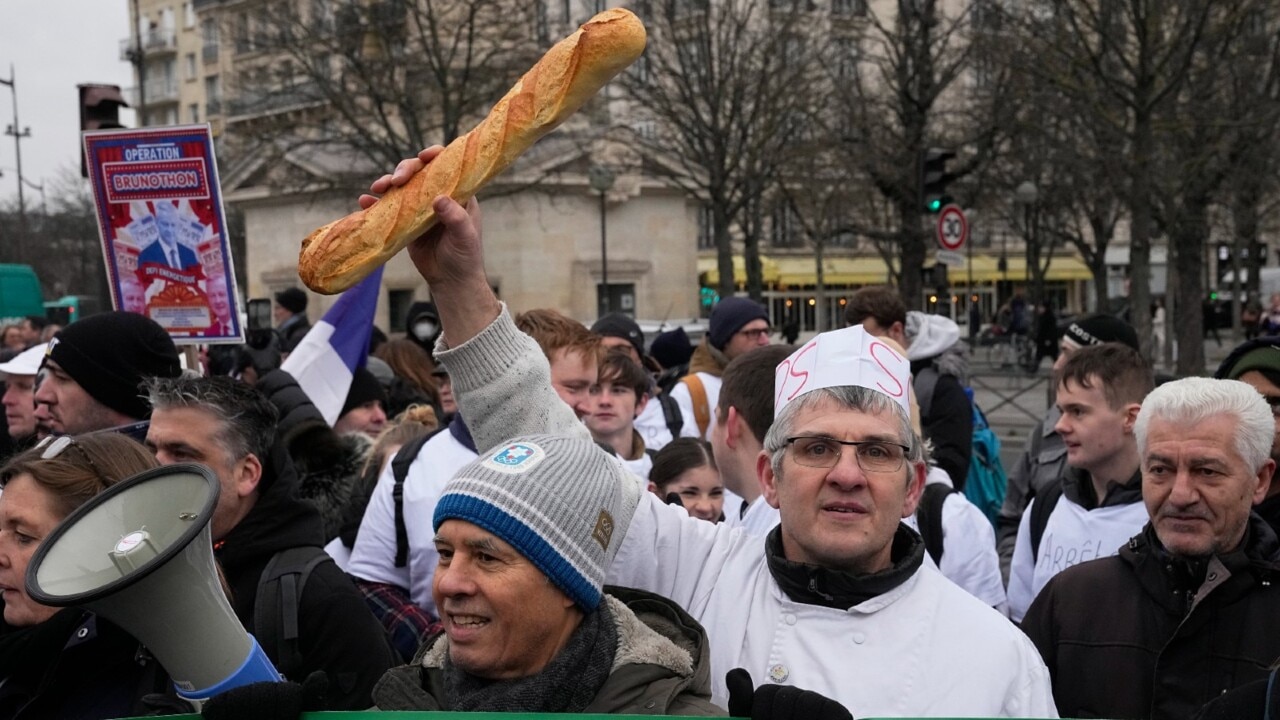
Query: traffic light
700,286,720,309
78,84,128,177
920,148,956,213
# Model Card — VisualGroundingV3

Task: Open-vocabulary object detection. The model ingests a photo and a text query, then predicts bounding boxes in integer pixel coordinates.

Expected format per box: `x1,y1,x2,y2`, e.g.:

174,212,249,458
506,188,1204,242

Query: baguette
298,8,647,294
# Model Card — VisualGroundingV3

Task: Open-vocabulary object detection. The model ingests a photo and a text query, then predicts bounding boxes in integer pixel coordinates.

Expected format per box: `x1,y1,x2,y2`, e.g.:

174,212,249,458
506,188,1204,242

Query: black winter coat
1022,517,1280,720
214,443,400,709
910,359,973,490
0,610,180,719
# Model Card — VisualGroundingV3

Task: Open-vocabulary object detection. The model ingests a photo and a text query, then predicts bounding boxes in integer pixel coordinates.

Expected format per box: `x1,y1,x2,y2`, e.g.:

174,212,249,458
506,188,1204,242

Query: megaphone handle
175,633,282,706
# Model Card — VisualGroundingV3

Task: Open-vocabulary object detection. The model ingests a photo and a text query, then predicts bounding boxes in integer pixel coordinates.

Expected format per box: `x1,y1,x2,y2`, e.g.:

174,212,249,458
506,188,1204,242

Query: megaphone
25,463,281,704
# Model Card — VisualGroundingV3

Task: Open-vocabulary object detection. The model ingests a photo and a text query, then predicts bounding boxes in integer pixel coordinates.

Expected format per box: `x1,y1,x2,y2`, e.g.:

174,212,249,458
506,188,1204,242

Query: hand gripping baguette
298,9,647,294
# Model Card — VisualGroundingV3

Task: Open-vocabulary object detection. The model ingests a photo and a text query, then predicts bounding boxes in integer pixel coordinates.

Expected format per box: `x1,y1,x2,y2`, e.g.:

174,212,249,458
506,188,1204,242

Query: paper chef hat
774,326,913,418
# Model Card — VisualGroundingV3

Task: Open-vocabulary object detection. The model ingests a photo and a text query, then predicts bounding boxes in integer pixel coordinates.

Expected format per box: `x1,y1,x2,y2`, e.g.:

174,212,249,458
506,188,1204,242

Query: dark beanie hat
1061,313,1139,351
1216,337,1280,380
650,327,693,369
708,297,769,350
275,287,308,314
44,311,181,421
591,312,645,359
340,367,388,419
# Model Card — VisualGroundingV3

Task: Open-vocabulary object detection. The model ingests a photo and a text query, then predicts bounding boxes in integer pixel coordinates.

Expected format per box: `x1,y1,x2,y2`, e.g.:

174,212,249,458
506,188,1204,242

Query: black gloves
202,670,328,720
726,668,853,720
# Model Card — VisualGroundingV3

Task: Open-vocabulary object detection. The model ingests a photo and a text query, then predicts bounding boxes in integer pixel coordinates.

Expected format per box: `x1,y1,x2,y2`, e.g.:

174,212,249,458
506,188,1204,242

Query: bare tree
1016,0,1219,355
831,0,1013,309
213,0,546,194
1151,0,1273,374
1222,5,1280,332
618,0,821,302
0,165,111,305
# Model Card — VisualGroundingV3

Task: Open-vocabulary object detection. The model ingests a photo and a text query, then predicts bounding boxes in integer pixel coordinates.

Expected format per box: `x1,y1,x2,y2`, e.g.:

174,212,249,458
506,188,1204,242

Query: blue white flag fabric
281,267,382,426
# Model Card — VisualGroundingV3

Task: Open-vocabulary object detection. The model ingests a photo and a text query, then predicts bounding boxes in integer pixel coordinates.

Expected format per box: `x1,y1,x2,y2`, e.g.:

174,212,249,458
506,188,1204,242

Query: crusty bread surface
298,8,647,294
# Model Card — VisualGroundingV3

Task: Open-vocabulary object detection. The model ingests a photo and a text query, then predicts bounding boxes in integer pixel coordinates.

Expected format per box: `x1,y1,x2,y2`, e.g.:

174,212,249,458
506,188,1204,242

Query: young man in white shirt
1007,342,1153,621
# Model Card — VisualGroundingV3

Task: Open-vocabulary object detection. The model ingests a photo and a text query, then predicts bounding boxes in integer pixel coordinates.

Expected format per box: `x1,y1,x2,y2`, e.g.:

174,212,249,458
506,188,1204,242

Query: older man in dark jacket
1022,376,1280,720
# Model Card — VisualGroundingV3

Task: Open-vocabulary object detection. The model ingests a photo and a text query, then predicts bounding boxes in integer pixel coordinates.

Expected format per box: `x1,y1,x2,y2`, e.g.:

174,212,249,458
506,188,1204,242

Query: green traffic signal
927,198,943,213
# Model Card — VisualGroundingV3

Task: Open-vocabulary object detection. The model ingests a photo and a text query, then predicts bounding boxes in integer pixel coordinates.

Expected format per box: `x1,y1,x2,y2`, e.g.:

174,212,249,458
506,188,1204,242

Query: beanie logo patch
592,510,614,550
485,442,546,473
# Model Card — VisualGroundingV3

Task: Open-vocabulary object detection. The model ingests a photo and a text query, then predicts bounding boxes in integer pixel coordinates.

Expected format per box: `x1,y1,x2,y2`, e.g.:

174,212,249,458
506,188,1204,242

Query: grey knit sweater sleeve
434,304,590,454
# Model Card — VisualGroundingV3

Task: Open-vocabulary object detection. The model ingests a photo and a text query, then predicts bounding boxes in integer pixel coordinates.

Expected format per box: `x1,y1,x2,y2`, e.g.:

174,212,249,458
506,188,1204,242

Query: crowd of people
3,147,1280,719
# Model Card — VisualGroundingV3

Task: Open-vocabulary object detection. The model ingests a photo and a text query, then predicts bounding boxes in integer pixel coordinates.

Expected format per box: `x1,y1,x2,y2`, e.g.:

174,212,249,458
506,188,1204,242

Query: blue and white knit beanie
433,433,640,611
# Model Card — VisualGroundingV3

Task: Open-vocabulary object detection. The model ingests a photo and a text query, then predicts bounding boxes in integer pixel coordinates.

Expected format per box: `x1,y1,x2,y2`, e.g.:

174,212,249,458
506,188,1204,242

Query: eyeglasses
785,436,910,473
736,327,772,341
35,435,102,476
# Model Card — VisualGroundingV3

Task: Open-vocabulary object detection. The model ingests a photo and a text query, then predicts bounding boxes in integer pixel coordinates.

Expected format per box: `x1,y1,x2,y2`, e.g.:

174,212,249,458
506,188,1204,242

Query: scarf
443,600,618,713
765,524,925,610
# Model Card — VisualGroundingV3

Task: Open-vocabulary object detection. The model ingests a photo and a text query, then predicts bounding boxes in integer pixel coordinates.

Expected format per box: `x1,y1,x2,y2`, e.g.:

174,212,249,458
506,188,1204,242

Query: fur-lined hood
687,340,728,377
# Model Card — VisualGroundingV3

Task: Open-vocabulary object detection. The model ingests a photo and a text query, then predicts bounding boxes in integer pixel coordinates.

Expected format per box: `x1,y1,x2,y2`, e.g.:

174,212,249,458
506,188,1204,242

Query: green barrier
120,707,1070,712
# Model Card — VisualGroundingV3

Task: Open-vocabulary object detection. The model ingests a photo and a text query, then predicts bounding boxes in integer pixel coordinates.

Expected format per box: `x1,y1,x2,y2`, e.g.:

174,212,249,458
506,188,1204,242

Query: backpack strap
916,483,953,566
1029,481,1065,559
681,374,711,438
254,546,332,680
658,392,684,438
1266,664,1280,720
390,431,439,568
913,365,940,420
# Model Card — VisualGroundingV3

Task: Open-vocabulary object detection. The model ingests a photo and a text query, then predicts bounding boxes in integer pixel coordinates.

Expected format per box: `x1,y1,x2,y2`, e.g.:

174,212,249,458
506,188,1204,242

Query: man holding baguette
344,147,1058,718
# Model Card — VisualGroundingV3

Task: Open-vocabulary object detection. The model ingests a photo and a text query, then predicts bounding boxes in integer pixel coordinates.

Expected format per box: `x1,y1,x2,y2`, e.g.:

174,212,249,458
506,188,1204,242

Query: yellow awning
697,256,780,285
959,255,1094,282
698,253,1092,286
775,257,892,286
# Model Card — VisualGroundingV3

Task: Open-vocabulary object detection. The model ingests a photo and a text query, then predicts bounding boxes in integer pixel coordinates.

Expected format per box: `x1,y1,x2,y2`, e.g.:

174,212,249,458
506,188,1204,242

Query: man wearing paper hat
0,343,46,456
361,162,1055,718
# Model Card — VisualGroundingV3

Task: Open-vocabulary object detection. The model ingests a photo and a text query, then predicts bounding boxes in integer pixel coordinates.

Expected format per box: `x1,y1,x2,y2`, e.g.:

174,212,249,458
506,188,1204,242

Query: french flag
281,267,383,426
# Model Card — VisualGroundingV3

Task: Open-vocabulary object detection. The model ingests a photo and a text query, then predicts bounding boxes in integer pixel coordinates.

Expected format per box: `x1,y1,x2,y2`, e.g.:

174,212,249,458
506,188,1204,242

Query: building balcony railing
226,82,323,119
119,28,178,62
203,43,219,64
206,98,222,116
128,79,181,107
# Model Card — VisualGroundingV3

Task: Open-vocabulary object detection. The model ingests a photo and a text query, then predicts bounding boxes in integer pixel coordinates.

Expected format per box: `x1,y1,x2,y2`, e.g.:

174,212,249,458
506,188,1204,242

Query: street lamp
588,164,616,316
0,65,31,247
1015,180,1039,293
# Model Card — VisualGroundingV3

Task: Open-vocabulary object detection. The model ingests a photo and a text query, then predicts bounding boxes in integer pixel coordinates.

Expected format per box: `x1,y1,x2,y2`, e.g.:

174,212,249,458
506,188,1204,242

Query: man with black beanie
32,311,182,436
334,367,389,438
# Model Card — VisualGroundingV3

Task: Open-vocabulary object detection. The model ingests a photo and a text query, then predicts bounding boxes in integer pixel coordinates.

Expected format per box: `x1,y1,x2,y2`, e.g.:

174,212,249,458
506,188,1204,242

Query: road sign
936,250,965,267
937,204,968,251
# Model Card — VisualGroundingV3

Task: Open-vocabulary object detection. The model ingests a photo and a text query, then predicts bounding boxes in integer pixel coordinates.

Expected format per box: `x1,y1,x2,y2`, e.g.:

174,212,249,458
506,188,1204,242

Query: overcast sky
0,1,137,208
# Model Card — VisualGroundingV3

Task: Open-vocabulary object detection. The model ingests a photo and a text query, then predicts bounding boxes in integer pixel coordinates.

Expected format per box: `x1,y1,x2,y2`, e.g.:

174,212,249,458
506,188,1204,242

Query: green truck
0,265,103,327
0,264,45,326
